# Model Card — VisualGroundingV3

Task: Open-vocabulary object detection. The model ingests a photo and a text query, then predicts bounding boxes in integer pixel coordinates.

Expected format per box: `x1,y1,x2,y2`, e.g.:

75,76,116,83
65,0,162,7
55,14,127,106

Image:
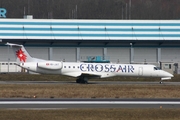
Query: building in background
0,17,179,73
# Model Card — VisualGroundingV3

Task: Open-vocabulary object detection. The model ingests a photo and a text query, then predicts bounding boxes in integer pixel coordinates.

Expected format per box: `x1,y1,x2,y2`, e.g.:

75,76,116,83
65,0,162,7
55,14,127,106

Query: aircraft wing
78,73,101,79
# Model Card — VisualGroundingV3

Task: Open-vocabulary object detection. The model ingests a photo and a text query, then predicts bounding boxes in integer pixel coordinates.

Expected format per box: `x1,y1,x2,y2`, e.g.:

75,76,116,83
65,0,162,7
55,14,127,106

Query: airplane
6,42,173,84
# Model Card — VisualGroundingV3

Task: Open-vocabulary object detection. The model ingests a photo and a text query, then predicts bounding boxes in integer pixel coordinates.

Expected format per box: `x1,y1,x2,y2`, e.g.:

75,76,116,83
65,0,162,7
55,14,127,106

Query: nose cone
160,70,173,80
160,70,173,77
166,72,173,78
169,73,174,77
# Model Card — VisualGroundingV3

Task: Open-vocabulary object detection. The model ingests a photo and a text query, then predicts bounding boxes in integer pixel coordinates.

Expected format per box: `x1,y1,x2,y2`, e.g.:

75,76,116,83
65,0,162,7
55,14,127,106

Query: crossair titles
80,64,134,73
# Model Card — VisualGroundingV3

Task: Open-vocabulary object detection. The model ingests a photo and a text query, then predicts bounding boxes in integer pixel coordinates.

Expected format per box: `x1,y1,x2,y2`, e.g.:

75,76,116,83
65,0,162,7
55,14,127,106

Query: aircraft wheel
160,81,163,84
77,77,88,84
84,80,88,84
80,79,88,84
76,79,80,83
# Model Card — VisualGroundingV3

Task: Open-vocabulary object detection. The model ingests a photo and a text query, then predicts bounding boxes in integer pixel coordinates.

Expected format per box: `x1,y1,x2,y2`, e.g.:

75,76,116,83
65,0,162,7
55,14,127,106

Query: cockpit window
154,67,160,70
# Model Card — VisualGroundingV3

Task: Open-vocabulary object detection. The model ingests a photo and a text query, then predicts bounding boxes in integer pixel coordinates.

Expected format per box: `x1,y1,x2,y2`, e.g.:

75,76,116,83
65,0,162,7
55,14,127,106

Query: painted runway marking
0,101,180,104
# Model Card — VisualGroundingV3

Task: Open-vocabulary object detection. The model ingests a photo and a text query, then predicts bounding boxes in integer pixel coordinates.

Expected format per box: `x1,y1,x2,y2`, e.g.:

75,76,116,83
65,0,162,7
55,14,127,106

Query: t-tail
6,42,45,63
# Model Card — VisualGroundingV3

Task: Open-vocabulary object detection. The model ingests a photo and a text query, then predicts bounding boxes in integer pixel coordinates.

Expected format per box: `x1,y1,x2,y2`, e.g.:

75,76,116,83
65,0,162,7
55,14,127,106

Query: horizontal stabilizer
6,42,23,47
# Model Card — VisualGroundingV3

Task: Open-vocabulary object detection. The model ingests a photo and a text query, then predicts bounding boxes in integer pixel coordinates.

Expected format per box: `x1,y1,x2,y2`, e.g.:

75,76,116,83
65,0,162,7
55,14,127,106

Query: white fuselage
19,61,173,79
6,42,173,82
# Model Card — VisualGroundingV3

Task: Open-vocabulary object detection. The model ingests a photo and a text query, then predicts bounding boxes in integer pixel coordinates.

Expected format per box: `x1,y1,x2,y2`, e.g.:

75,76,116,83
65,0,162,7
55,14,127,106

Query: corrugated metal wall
2,46,180,66
27,47,48,60
1,19,180,40
80,48,103,61
162,48,180,63
134,48,156,63
53,48,76,62
0,47,15,61
107,48,129,63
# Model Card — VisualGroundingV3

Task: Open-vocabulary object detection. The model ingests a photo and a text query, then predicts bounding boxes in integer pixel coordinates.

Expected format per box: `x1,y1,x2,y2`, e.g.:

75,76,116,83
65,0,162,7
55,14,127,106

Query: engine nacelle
37,61,63,70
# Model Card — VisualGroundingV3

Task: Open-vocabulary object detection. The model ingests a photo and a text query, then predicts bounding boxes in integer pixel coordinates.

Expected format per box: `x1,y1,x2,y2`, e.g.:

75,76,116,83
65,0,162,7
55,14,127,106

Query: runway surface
0,81,179,85
1,81,179,109
0,98,180,109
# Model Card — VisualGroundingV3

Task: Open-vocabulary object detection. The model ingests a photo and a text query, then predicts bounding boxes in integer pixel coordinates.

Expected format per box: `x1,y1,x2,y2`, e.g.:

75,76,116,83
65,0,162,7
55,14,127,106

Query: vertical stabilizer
6,42,34,63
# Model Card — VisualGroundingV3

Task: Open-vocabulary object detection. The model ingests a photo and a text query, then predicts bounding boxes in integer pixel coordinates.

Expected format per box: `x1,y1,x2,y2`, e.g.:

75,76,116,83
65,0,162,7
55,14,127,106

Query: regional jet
6,42,173,84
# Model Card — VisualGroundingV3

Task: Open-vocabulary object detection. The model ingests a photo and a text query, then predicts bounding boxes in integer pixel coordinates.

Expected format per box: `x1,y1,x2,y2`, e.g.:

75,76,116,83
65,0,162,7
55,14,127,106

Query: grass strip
0,84,180,98
0,109,180,120
0,73,179,82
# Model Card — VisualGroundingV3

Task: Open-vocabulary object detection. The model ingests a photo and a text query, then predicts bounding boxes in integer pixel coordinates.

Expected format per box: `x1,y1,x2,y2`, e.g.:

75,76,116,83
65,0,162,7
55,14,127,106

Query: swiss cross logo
16,49,27,62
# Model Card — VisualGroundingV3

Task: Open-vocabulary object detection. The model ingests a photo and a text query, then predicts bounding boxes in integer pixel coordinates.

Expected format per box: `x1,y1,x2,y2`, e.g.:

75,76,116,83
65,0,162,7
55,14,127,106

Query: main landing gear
76,77,88,84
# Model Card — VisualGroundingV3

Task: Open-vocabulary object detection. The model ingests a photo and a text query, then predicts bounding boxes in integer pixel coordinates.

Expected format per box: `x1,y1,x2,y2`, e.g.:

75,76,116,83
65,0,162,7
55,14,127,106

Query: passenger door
138,67,143,76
